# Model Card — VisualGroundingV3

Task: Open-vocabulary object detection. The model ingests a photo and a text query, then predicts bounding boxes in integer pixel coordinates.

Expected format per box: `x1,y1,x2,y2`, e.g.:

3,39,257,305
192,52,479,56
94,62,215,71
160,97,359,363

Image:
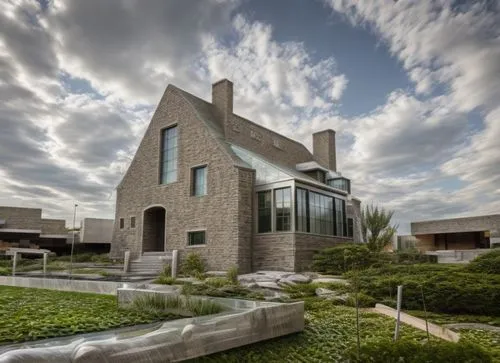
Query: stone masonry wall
312,130,336,171
236,168,255,273
0,207,42,230
294,233,350,272
252,233,295,271
110,87,248,272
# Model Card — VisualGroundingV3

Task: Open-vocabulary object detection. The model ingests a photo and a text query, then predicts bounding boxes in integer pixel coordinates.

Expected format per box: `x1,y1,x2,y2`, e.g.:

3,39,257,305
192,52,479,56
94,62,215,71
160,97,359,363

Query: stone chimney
313,129,336,171
212,79,233,135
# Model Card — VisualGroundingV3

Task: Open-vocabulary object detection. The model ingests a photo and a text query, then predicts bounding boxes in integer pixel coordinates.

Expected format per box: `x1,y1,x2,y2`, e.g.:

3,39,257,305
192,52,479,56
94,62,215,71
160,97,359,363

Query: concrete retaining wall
0,276,132,295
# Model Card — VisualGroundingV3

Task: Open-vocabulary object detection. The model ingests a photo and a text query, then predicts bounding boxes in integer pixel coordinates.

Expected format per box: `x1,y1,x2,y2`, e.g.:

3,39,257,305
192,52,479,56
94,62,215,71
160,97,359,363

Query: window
347,218,354,238
130,216,136,229
188,231,206,246
309,191,334,235
119,218,124,229
335,198,346,237
275,187,291,231
296,187,308,232
328,178,351,193
160,126,178,184
257,191,272,233
191,166,207,196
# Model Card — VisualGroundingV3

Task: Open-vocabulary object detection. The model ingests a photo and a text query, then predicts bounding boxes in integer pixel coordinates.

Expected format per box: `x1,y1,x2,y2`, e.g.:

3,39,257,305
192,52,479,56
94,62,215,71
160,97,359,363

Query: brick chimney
212,79,233,135
313,129,336,171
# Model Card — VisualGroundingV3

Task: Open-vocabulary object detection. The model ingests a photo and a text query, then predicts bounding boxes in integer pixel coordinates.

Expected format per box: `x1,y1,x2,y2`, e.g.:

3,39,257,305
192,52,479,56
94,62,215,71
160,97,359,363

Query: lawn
188,299,431,363
0,286,179,344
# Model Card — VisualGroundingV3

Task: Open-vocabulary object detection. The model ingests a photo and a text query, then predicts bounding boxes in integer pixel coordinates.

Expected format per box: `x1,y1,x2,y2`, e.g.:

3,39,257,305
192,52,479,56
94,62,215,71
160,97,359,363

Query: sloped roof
174,86,350,194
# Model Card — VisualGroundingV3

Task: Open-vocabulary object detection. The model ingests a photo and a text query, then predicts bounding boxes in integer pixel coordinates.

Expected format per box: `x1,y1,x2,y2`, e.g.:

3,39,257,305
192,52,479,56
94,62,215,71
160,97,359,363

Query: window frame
130,216,136,229
274,187,291,232
257,190,272,233
295,187,309,233
191,165,208,196
327,177,351,194
187,230,206,247
159,125,178,185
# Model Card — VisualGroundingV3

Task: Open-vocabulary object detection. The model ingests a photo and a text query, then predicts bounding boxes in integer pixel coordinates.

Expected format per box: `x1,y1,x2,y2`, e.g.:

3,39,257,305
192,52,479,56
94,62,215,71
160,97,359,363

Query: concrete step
143,251,170,257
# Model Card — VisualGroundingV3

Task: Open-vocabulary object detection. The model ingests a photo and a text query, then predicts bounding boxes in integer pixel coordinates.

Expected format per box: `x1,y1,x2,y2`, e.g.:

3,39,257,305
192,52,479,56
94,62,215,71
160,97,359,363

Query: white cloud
331,74,348,100
326,0,500,231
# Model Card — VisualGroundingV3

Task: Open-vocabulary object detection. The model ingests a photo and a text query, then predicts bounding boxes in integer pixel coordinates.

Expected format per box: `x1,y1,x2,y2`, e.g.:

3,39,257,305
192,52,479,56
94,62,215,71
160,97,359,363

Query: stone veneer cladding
110,86,253,273
111,80,361,273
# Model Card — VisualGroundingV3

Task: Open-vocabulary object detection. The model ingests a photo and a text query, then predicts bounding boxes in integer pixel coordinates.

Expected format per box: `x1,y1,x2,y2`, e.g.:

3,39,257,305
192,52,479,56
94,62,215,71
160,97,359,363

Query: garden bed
0,286,180,344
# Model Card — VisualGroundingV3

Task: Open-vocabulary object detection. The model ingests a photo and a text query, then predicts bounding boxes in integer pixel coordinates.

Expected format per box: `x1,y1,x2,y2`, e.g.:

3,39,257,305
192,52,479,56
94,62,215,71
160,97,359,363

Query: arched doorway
142,206,166,252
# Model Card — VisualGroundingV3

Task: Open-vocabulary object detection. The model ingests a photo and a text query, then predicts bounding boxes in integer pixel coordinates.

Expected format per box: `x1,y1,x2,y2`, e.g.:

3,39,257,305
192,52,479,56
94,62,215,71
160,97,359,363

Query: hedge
349,265,500,315
467,250,500,274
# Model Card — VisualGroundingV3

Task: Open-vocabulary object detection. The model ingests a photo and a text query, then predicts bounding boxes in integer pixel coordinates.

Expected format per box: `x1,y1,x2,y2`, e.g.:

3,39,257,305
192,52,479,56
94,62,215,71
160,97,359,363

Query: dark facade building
110,79,362,272
411,214,500,251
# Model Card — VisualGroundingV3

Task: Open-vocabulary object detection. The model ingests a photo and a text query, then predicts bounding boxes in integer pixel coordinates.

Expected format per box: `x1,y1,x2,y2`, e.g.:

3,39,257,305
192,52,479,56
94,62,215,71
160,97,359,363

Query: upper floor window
257,190,272,233
192,166,207,196
130,216,136,229
275,187,291,231
119,218,124,229
328,178,351,193
160,126,178,184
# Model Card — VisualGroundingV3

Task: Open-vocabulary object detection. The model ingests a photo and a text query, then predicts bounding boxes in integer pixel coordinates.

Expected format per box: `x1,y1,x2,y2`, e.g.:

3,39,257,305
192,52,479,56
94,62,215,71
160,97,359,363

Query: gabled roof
173,86,351,195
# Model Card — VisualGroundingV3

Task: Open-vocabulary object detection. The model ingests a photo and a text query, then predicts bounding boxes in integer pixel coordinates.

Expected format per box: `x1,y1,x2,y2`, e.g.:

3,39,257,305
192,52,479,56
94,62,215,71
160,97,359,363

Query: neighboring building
110,79,362,273
0,207,114,255
410,214,500,252
0,206,68,253
77,218,114,254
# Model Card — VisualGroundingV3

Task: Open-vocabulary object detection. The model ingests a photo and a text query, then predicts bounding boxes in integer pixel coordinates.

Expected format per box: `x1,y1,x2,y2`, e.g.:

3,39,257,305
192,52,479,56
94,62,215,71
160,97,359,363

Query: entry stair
129,252,170,275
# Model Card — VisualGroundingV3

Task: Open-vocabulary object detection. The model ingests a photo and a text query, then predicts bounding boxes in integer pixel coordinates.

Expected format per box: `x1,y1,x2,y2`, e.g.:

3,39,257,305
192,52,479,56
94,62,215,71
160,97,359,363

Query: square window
188,231,206,246
130,216,136,229
119,218,124,229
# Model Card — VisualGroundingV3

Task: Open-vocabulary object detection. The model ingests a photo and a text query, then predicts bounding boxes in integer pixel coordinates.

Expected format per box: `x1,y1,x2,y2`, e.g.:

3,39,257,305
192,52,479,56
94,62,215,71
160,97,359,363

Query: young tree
361,204,398,252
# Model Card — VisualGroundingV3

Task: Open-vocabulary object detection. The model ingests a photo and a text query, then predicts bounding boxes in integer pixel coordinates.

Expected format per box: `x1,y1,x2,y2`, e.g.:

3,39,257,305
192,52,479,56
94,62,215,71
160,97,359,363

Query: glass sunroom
231,144,353,238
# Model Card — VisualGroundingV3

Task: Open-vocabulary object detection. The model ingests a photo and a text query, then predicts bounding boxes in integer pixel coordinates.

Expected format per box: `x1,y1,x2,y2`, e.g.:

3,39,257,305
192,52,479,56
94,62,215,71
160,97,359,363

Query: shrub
227,265,239,285
0,267,10,275
467,250,500,274
181,282,262,300
350,265,500,315
155,276,177,285
348,339,491,363
392,249,436,264
312,244,374,274
131,293,225,317
345,292,376,308
90,254,112,264
205,277,231,288
181,252,205,277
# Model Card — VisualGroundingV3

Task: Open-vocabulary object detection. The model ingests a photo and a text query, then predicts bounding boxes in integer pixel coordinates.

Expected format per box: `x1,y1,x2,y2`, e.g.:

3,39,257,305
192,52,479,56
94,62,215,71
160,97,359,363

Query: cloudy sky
1,0,499,233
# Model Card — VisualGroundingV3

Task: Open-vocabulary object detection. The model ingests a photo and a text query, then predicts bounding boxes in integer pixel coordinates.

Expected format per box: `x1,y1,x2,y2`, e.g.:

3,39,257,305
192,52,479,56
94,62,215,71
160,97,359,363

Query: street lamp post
69,203,78,279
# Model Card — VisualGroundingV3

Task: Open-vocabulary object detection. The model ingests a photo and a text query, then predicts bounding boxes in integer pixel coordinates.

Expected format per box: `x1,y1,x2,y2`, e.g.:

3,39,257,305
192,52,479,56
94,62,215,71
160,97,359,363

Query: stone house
110,79,362,273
